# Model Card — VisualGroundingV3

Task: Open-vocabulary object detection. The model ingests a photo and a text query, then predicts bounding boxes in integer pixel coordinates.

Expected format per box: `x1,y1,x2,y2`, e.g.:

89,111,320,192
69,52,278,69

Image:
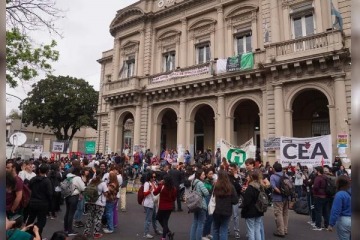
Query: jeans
273,201,289,235
203,195,213,236
295,185,303,199
144,207,154,235
314,197,329,228
212,213,231,240
190,209,206,240
64,195,79,233
229,203,240,237
105,201,115,231
113,199,119,227
260,217,265,240
74,195,85,222
245,217,262,240
336,216,351,240
175,187,182,210
307,192,316,222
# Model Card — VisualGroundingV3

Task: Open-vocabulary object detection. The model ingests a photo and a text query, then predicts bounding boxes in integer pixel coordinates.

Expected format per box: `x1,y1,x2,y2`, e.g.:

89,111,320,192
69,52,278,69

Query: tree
6,0,63,88
20,75,98,141
7,109,22,120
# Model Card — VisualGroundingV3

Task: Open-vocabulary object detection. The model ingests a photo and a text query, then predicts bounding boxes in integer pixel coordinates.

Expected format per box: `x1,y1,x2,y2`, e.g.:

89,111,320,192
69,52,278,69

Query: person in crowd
169,163,183,212
19,160,37,183
63,167,85,236
143,171,162,239
120,167,128,212
303,167,317,226
190,169,209,240
228,163,242,239
270,162,289,237
312,166,330,231
27,164,53,237
241,170,265,240
245,158,255,172
215,148,221,167
294,165,304,199
286,163,295,177
50,231,68,240
6,216,41,240
336,165,349,177
103,172,120,234
73,167,90,228
6,159,23,218
203,167,215,240
328,175,351,240
83,169,108,239
220,157,229,172
332,156,343,175
211,170,238,240
112,165,123,228
48,163,63,219
184,150,191,165
153,175,177,240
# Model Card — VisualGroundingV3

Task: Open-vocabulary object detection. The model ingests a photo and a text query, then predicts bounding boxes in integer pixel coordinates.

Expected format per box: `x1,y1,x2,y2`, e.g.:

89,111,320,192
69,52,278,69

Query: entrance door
194,134,204,153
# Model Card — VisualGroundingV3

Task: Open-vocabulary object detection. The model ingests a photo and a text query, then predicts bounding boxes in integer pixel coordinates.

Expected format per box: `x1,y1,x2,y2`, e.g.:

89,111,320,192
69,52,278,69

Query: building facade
96,0,351,163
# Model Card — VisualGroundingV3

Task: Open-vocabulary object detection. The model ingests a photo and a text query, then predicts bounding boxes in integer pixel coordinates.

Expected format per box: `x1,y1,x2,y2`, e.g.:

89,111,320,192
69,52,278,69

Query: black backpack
325,176,336,197
275,173,295,198
255,186,269,213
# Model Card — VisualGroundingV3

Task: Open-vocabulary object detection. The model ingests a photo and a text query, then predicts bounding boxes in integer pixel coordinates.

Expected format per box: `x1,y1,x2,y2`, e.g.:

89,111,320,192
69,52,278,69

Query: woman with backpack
189,169,209,240
103,172,120,234
153,175,177,240
241,170,265,240
73,167,91,228
211,170,238,240
48,163,62,219
83,169,108,239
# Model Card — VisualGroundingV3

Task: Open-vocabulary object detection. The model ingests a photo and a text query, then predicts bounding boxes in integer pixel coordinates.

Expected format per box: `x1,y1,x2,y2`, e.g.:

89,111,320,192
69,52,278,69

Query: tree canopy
20,75,99,141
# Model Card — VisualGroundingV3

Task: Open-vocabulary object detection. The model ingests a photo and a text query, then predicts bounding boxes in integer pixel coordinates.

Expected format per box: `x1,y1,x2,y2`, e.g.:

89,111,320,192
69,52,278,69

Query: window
163,52,175,72
293,14,314,38
122,56,135,79
196,44,210,64
235,32,252,55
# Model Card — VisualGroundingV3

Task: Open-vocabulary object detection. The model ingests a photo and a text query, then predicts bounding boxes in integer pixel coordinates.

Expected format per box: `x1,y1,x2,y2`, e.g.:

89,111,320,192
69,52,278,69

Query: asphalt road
43,193,337,240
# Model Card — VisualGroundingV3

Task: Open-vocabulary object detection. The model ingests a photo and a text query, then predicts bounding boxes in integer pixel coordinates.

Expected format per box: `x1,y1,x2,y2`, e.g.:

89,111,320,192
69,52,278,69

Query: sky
6,0,138,115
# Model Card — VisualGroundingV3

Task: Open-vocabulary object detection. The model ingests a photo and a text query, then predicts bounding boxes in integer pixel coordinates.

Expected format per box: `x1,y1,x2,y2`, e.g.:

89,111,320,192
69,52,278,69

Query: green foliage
7,109,22,120
6,28,59,88
20,75,99,140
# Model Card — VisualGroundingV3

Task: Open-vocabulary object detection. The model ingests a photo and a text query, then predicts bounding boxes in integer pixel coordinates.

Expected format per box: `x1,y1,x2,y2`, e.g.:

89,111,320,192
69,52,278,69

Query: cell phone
10,214,23,229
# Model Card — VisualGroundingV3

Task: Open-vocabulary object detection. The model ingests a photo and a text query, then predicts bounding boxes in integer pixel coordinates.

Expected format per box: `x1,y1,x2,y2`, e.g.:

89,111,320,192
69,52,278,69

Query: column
108,109,116,153
333,75,349,134
270,0,281,42
217,95,226,141
147,104,153,150
188,37,194,66
282,6,291,40
180,19,188,68
328,105,337,155
112,39,121,81
261,88,268,139
153,122,162,155
251,15,258,50
185,119,195,160
151,29,157,75
210,32,215,61
274,84,285,137
284,109,293,136
138,30,145,76
226,25,233,57
115,123,123,153
314,0,323,33
177,100,186,162
226,117,235,143
216,6,225,58
133,105,142,146
176,39,180,69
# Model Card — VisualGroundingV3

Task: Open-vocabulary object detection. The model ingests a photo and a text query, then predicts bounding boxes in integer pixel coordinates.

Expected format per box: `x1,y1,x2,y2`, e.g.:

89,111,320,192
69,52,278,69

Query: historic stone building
96,0,351,163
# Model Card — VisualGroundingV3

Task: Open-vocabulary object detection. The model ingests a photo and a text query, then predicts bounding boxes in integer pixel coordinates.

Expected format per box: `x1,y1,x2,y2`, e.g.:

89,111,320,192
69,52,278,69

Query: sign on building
52,142,65,153
263,137,280,151
85,141,96,154
337,134,348,148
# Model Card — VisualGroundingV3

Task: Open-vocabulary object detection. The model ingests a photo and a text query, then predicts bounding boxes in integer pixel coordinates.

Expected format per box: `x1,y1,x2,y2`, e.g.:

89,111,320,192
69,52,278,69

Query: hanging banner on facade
220,138,256,167
85,141,96,154
133,144,146,154
263,137,280,151
226,52,254,72
337,134,348,148
52,142,64,153
280,135,332,167
151,66,209,83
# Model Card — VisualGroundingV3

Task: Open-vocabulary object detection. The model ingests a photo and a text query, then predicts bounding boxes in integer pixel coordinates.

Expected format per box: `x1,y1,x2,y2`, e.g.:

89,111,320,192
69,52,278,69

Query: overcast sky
6,0,138,115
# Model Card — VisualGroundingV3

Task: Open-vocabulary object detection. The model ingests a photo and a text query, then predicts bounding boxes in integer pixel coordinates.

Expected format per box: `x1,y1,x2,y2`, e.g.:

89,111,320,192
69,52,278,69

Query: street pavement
43,193,336,240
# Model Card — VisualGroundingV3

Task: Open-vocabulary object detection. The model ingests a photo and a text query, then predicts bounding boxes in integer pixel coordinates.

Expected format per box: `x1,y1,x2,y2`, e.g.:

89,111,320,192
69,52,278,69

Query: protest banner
280,135,332,167
220,138,256,167
264,137,280,151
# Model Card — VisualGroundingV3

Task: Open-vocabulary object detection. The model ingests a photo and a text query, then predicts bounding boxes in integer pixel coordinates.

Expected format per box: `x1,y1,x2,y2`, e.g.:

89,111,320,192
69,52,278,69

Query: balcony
264,30,344,62
104,77,140,95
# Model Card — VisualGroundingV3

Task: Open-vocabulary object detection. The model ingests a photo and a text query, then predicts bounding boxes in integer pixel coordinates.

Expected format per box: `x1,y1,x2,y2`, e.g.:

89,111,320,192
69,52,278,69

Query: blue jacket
270,171,289,202
329,188,351,227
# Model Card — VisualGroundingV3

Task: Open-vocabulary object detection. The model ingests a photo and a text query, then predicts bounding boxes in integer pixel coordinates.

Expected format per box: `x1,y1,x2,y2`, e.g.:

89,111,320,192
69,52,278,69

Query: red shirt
153,184,177,210
6,176,23,211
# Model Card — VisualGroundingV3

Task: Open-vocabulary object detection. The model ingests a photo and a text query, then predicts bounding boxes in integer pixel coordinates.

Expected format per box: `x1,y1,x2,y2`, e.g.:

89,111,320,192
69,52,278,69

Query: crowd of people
5,151,351,240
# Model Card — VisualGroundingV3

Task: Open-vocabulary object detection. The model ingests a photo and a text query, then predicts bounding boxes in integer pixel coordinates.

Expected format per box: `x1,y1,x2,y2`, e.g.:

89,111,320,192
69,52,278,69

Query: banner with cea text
220,138,256,167
280,135,332,167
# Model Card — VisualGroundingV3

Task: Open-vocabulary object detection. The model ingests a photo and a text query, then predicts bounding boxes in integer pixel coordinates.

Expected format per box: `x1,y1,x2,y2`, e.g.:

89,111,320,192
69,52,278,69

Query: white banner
151,66,209,83
280,135,332,167
52,142,65,153
220,138,256,167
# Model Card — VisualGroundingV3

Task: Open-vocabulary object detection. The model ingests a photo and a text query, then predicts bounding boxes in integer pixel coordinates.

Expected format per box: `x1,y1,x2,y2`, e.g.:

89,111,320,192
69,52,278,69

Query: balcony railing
104,77,139,93
265,30,343,62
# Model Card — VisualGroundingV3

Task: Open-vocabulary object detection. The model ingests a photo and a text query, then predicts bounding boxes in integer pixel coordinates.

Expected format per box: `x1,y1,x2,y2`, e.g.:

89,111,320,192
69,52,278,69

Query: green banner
226,52,254,72
85,141,96,154
240,52,254,70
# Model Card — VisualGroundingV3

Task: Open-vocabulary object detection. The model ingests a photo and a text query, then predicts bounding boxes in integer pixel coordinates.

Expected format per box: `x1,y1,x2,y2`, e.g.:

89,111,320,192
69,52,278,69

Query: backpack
20,183,31,208
137,184,145,205
60,177,75,198
325,176,336,197
275,173,295,198
255,186,269,213
83,183,100,203
185,181,203,212
106,183,119,202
